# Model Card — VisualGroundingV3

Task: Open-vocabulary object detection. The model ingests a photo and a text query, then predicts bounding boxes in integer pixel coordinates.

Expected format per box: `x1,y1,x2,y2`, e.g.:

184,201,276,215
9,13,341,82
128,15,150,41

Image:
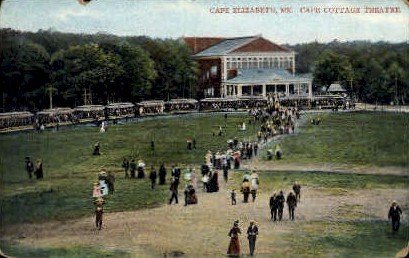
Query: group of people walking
227,220,259,257
24,156,43,180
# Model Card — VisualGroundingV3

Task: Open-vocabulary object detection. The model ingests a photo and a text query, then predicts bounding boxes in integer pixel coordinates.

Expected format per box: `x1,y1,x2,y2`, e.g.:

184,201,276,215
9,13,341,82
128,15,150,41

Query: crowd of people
199,98,267,112
19,93,404,257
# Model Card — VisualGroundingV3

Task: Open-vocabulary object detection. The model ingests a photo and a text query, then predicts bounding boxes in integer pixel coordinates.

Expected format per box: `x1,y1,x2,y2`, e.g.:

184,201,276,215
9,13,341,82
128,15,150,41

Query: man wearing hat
247,220,259,256
286,192,297,221
269,193,279,221
276,191,285,221
388,201,403,232
293,182,301,202
25,156,34,179
93,142,100,155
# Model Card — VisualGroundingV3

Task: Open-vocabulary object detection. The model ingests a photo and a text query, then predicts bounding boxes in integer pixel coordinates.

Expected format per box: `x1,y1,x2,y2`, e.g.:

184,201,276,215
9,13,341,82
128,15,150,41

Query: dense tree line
0,29,407,112
289,40,408,104
0,29,197,111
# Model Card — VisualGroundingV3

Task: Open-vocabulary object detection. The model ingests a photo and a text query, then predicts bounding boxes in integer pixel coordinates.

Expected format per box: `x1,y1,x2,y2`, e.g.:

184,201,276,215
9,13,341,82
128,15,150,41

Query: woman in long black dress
227,220,241,256
34,159,43,179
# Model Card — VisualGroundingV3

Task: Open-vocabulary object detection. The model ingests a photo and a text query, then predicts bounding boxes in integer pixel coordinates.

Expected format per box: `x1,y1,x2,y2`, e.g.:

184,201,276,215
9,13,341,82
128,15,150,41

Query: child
231,189,237,205
93,197,105,230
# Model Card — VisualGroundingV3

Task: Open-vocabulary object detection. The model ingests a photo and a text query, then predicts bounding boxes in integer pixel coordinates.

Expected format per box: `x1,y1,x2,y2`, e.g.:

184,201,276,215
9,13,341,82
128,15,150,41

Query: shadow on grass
286,220,409,258
0,241,131,258
0,177,170,227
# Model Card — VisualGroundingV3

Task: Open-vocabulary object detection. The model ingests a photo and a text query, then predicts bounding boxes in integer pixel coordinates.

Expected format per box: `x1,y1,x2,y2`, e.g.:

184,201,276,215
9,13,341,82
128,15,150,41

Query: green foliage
292,40,409,104
114,43,157,101
142,39,199,99
271,112,409,167
0,29,197,111
50,43,124,106
0,114,256,225
313,50,352,91
0,39,50,110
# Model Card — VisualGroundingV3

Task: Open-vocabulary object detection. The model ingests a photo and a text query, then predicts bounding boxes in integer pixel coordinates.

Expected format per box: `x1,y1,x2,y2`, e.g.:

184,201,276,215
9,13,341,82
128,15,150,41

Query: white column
297,83,300,95
238,85,242,97
308,82,313,99
292,56,295,75
222,57,227,82
285,83,289,96
274,84,277,93
262,84,266,98
251,85,254,96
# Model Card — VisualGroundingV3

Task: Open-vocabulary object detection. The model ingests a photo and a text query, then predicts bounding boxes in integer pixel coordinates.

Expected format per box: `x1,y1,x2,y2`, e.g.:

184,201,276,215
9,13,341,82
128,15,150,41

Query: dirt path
2,173,407,257
241,158,409,176
2,112,407,257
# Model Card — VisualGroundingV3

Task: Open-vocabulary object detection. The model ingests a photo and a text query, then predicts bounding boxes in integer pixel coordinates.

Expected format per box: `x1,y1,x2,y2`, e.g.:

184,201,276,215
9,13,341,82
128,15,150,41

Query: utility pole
395,71,398,105
83,87,92,105
46,84,56,109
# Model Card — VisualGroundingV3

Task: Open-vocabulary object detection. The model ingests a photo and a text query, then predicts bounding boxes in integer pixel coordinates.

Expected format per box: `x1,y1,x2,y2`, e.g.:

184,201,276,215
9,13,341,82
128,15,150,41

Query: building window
263,58,268,69
266,85,275,93
289,84,295,94
251,58,258,69
253,85,263,95
231,58,237,69
273,58,279,68
277,84,286,93
284,58,289,68
210,65,217,76
242,85,251,96
242,58,248,69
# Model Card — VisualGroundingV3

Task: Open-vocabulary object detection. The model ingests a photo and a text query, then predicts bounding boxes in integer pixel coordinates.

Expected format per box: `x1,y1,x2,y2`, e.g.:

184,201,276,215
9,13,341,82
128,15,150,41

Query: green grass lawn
0,113,257,226
286,220,408,258
0,242,132,258
268,111,409,167
228,171,408,258
1,111,408,257
228,170,409,194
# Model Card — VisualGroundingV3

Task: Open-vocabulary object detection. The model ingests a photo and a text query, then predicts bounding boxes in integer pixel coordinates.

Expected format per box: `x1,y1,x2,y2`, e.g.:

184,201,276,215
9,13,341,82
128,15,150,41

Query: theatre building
184,35,312,100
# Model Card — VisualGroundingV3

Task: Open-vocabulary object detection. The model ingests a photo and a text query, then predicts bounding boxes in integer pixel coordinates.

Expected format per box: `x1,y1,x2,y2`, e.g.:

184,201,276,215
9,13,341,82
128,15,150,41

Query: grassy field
229,170,409,193
228,171,408,258
287,220,408,258
0,113,257,226
0,242,132,258
1,111,408,258
268,111,409,167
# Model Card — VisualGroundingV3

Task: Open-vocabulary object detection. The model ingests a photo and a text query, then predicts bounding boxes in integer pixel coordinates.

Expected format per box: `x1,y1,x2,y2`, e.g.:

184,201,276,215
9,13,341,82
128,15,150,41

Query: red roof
183,37,225,54
232,37,290,53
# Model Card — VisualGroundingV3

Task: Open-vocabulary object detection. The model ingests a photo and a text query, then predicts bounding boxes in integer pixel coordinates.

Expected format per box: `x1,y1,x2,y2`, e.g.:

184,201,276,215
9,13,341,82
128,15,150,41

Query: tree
0,40,50,111
312,50,352,92
113,43,156,102
143,39,198,100
50,43,123,106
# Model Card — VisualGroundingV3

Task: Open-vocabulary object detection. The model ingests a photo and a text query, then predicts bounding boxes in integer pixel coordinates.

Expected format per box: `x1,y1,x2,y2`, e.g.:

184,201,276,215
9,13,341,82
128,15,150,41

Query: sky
0,0,408,44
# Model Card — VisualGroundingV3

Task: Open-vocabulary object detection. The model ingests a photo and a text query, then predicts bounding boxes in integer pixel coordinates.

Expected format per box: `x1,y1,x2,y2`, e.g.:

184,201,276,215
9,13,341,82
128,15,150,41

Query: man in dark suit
169,178,179,205
276,191,285,221
388,200,403,232
269,193,278,221
247,220,259,256
286,192,297,221
25,156,34,179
